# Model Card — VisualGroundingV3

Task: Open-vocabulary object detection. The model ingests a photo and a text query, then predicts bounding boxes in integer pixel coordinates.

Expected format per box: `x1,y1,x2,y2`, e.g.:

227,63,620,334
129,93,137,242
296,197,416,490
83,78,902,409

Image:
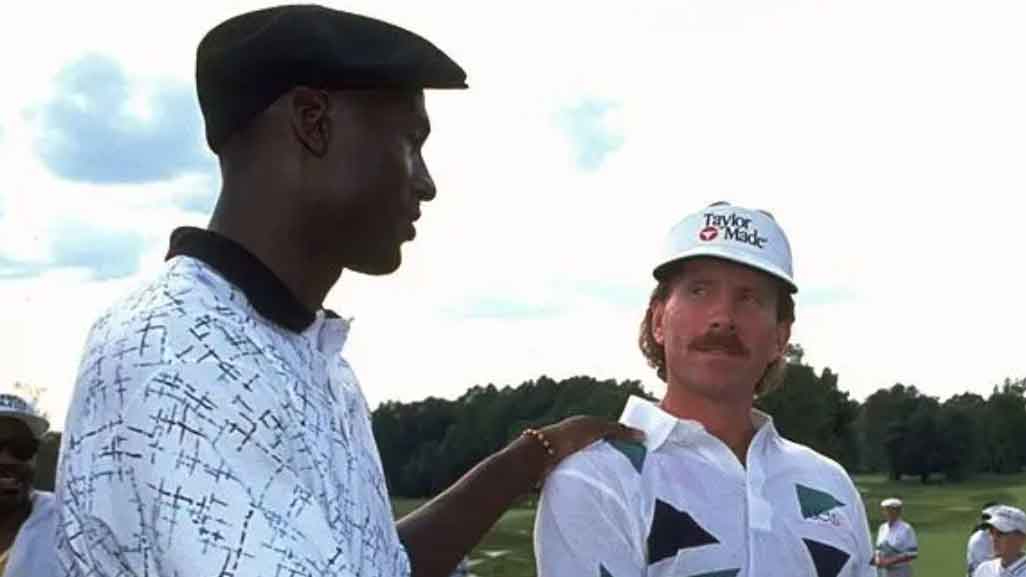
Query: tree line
18,345,1026,494
372,344,1026,497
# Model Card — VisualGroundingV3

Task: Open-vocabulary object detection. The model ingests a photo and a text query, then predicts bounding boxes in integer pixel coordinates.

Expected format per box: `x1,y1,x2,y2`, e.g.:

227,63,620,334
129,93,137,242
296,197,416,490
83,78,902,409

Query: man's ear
289,87,333,157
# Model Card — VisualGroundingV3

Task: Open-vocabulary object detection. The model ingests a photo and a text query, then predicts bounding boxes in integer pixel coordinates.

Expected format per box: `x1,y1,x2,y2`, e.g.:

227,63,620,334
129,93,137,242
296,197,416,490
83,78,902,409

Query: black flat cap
196,4,467,152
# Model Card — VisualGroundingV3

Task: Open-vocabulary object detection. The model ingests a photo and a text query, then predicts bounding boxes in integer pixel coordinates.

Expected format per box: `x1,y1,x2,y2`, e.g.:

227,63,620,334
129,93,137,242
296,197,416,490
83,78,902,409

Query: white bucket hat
881,498,903,508
654,201,797,293
0,394,49,438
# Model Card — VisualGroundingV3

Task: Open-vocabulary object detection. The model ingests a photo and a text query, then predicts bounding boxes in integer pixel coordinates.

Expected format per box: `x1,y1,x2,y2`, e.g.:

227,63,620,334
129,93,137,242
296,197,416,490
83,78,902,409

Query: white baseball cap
881,498,903,508
988,505,1026,534
654,202,797,293
0,394,49,438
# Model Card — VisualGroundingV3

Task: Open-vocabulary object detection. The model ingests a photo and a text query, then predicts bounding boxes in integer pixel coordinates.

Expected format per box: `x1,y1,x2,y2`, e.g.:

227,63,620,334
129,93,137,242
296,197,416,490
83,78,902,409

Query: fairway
394,473,1026,577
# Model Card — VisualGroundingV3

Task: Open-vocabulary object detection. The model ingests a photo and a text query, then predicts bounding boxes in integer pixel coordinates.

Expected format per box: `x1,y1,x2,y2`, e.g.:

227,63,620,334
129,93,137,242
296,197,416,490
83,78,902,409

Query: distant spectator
973,505,1026,577
968,502,1001,576
874,498,918,577
0,393,57,576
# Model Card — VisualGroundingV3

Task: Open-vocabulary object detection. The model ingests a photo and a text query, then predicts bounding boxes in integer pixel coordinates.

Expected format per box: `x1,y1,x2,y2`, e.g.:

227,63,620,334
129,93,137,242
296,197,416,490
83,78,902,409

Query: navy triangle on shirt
803,538,850,577
647,499,719,565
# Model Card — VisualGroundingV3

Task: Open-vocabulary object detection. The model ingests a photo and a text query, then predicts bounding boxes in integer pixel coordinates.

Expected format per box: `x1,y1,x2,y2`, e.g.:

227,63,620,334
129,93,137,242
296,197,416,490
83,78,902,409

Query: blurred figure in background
968,502,1000,577
0,393,56,576
973,505,1026,577
874,498,918,577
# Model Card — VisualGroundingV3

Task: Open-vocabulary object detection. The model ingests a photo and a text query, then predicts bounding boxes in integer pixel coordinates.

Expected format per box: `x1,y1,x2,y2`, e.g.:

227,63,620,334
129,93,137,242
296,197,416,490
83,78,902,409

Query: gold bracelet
522,428,557,489
522,428,556,458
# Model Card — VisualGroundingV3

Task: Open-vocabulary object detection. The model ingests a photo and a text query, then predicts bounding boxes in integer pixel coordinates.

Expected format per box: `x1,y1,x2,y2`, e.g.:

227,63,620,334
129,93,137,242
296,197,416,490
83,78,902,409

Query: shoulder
975,558,1000,576
773,436,862,500
542,439,647,506
89,257,251,342
19,491,59,535
70,257,281,425
775,436,848,475
551,438,647,482
29,491,57,517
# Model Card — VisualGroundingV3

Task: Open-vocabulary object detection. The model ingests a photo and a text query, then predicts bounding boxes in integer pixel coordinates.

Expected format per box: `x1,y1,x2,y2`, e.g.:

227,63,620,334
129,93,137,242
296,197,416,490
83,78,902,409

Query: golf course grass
394,473,1026,576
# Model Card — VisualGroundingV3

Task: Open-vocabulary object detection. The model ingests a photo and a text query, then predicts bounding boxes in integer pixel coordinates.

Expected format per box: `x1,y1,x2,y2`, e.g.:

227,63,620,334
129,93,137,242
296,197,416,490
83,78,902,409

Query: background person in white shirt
534,202,876,577
968,503,1001,576
973,505,1026,577
874,498,918,577
0,393,57,577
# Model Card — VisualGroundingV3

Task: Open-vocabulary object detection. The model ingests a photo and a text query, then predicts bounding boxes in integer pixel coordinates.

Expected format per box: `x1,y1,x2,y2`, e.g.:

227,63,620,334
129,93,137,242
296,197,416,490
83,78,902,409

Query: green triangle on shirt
599,564,614,577
608,439,647,474
796,484,845,518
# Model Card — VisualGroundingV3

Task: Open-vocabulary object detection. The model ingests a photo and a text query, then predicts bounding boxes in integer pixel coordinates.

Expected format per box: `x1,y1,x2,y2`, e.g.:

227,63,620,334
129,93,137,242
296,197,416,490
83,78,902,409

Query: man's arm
397,417,642,577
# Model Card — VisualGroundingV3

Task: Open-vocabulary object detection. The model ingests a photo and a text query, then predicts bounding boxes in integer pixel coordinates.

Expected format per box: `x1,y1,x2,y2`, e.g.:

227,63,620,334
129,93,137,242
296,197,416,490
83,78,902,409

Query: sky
3,1,1026,429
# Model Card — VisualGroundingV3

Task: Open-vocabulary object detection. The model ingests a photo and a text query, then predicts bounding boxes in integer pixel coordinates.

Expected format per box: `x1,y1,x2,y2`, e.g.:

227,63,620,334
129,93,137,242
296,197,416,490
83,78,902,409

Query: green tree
857,384,921,474
756,362,860,471
372,376,654,498
935,399,981,481
981,380,1026,474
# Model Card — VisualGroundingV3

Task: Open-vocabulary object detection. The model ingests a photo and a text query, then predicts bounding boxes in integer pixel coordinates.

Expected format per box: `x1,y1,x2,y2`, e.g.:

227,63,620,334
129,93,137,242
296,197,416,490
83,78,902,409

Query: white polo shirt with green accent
534,396,875,577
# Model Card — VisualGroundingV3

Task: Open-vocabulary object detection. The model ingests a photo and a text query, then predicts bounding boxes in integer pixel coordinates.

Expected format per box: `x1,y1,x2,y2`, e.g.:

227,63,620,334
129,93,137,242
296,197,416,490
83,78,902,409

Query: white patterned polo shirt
534,396,876,577
56,227,409,577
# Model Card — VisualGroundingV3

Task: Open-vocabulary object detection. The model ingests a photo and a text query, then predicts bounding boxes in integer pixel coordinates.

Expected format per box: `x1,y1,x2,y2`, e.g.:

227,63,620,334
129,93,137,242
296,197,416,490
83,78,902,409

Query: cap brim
0,412,49,438
655,246,798,293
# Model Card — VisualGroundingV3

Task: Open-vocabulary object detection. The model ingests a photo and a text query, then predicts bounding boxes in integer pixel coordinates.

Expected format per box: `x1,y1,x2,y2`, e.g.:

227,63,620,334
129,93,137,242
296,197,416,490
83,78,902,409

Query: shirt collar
619,395,777,452
166,227,339,332
1004,554,1026,573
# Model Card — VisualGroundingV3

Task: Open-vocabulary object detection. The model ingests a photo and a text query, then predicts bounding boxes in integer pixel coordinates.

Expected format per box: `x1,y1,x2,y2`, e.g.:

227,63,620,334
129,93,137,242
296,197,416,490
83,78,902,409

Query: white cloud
3,1,1026,428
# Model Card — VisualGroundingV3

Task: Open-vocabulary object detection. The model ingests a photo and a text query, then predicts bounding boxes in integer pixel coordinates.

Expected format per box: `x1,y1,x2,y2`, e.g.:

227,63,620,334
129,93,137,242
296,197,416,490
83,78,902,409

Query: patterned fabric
534,396,876,577
55,233,409,577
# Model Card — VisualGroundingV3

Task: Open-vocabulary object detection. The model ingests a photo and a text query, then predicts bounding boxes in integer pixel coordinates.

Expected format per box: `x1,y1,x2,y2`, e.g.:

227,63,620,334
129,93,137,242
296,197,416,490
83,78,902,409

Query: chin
675,368,757,398
348,250,402,276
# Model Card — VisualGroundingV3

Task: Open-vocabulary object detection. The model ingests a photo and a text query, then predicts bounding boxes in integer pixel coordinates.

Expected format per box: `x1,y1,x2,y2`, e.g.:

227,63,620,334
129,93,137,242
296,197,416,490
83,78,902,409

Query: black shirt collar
166,227,337,332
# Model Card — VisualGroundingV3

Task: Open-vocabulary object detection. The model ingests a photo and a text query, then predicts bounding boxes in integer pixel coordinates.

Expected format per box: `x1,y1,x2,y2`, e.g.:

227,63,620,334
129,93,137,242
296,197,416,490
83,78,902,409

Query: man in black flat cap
55,5,639,577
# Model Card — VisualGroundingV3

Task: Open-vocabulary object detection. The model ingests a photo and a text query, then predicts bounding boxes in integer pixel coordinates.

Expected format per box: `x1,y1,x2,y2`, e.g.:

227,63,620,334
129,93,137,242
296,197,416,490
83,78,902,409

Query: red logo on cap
699,227,718,241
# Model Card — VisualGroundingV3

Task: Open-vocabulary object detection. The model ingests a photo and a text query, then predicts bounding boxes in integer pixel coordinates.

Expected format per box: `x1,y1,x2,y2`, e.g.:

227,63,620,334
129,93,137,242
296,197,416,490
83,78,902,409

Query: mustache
688,332,749,357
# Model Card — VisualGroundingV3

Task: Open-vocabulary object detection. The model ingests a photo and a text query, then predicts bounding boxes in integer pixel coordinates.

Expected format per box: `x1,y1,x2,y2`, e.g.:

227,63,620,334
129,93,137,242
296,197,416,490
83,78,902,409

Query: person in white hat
534,202,875,577
0,393,57,576
968,503,1001,576
973,505,1026,577
874,498,918,576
